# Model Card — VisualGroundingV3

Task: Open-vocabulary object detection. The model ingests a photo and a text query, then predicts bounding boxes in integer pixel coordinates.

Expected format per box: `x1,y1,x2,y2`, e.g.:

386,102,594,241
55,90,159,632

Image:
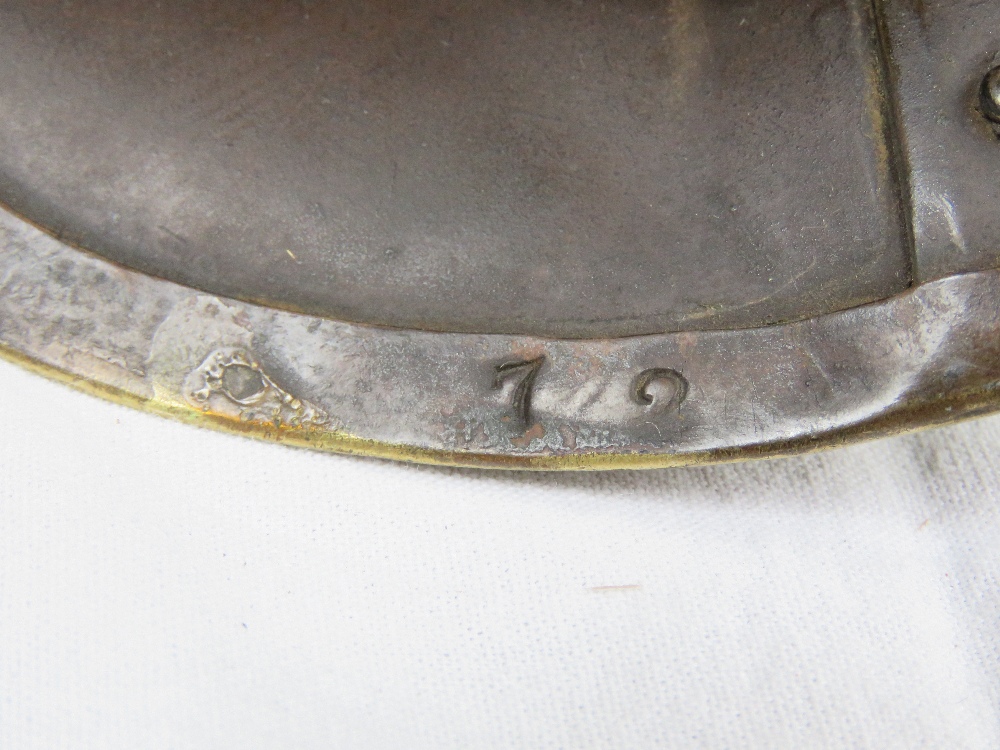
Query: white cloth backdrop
0,356,998,749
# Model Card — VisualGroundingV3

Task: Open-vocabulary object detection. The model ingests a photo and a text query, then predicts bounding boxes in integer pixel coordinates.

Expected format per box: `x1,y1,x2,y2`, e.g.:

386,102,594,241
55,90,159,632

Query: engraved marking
633,368,689,411
185,348,328,428
493,357,545,425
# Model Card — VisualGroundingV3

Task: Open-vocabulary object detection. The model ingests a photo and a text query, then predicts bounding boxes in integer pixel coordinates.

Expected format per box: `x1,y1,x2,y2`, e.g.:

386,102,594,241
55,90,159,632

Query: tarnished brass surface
1,0,999,468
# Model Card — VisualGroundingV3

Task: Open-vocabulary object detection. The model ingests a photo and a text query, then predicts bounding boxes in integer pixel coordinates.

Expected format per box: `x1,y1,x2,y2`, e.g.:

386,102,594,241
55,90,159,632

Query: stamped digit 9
633,368,688,412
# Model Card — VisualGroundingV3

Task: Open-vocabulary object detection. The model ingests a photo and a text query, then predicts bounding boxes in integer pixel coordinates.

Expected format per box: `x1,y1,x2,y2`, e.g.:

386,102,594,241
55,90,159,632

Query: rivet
979,66,1000,126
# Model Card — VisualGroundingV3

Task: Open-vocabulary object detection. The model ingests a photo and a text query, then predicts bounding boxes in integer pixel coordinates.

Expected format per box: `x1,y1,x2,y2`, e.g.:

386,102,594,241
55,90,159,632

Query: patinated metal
0,0,998,469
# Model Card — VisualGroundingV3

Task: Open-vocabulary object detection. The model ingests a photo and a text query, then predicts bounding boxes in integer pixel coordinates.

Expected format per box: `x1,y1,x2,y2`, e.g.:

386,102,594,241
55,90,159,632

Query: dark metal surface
1,0,1000,468
0,0,908,338
880,0,1000,282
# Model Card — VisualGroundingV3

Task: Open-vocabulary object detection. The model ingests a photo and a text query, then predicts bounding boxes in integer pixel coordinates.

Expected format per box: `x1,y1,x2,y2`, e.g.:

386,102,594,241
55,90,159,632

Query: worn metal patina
0,0,998,468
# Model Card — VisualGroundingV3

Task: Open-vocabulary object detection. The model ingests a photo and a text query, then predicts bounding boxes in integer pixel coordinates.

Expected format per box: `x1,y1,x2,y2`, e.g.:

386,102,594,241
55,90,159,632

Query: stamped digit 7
493,357,545,426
